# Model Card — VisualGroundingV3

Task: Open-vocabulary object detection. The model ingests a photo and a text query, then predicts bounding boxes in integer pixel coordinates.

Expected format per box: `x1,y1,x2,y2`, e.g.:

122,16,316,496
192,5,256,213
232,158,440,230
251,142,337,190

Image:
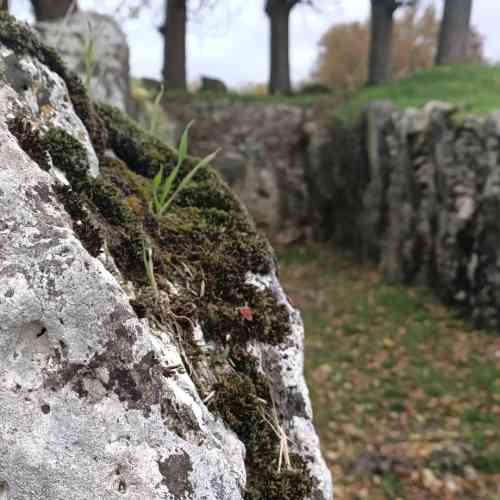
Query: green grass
381,471,404,498
336,64,500,122
463,408,496,425
472,453,500,474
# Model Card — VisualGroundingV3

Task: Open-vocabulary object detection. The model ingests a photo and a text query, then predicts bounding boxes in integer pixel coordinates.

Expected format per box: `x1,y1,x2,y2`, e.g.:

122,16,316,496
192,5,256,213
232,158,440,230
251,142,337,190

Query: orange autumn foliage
312,5,484,91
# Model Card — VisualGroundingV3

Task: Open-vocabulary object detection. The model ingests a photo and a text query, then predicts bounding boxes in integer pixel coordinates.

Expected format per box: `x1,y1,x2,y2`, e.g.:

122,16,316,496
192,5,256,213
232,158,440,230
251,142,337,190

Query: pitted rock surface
0,63,245,500
0,43,99,176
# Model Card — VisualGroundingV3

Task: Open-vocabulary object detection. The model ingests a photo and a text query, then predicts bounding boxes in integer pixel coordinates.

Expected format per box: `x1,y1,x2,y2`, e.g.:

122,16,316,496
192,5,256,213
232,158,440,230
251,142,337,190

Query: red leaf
238,306,253,321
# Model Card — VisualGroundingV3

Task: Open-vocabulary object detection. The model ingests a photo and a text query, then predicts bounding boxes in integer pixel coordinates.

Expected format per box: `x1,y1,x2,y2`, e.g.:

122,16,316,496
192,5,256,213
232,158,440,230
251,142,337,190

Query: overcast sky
10,0,500,89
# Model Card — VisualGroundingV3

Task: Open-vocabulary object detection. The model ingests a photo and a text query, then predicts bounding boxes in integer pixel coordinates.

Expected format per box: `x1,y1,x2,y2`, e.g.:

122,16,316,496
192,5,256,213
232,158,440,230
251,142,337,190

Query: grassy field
277,244,500,500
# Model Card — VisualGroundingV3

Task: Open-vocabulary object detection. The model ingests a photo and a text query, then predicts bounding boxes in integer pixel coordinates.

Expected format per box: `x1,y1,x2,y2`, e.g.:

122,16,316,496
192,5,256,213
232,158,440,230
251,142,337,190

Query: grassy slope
139,65,500,119
278,244,500,500
336,65,500,121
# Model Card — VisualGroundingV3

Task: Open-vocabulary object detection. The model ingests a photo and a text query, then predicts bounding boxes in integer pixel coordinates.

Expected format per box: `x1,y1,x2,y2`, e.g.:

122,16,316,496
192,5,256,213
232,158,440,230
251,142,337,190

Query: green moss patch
211,366,313,500
44,128,90,191
7,117,89,191
7,116,51,170
97,103,176,179
95,103,293,345
54,185,103,257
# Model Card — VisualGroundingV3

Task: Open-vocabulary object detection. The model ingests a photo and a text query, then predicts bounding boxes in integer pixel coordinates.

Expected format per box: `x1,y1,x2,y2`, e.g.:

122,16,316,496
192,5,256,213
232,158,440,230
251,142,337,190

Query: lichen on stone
0,11,107,156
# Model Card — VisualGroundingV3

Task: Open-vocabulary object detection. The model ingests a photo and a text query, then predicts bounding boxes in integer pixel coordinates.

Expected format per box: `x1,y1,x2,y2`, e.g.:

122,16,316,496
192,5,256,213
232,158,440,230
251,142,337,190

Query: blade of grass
160,149,219,215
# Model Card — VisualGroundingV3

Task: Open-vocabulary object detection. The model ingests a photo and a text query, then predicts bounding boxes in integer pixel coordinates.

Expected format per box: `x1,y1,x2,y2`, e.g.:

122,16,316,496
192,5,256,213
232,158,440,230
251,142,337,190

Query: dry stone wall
306,101,500,330
166,99,311,243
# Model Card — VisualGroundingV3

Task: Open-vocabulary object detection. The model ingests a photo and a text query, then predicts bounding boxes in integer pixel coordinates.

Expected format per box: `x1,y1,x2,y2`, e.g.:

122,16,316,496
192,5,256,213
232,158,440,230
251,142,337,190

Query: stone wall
307,101,500,330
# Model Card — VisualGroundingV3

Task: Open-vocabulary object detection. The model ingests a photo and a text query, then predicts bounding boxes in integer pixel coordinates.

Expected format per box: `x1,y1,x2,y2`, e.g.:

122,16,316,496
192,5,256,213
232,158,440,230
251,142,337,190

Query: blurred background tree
265,0,302,95
161,0,187,90
160,0,220,91
435,0,473,65
265,0,336,95
368,0,416,86
30,0,78,21
0,0,8,12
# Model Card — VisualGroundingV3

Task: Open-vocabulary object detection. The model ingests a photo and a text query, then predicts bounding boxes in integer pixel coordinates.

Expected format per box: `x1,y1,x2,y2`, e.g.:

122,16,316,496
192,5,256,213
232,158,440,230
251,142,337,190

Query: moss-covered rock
88,108,315,497
0,15,332,499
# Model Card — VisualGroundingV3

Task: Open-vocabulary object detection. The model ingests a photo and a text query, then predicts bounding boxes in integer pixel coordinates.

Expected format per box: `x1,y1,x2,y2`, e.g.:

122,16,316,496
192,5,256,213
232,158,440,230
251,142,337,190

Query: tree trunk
435,0,473,65
266,1,293,95
162,0,187,91
0,0,8,12
368,0,396,86
31,0,78,21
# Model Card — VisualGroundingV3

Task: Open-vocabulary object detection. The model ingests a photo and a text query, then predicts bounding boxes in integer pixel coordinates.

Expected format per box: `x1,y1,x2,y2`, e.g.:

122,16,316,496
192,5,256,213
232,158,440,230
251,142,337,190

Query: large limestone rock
0,14,331,500
35,10,130,111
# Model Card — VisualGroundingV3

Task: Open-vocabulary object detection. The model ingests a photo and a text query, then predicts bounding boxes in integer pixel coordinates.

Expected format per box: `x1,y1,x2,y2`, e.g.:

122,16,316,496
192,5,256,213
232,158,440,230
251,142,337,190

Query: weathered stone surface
0,44,244,500
35,11,130,111
0,43,99,176
0,15,332,500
